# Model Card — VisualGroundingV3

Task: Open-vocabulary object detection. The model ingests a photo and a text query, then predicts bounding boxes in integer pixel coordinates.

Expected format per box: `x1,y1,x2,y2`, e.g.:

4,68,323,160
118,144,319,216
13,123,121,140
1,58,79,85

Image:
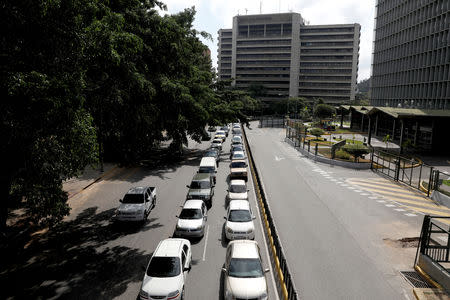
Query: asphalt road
245,123,424,300
1,131,278,299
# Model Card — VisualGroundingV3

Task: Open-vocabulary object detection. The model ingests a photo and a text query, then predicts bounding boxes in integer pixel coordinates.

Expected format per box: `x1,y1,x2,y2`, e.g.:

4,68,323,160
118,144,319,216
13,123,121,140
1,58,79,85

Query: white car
231,136,242,145
174,200,208,238
212,138,223,151
222,240,269,300
116,187,156,222
227,179,248,200
224,200,256,240
215,130,226,141
140,238,191,300
231,150,246,161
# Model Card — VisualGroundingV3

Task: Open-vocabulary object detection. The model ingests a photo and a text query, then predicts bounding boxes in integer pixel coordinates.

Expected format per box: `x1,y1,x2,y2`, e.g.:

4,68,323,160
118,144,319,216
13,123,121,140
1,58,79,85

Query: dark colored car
186,173,215,208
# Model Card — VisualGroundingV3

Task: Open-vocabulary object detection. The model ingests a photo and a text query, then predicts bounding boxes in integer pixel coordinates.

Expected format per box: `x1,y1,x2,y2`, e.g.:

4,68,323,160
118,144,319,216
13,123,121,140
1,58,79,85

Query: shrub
309,128,324,139
335,149,351,160
341,144,370,162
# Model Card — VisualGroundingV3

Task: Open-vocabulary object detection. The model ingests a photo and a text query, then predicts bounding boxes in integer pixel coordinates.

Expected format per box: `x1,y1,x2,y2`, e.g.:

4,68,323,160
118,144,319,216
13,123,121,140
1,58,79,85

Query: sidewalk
63,163,117,198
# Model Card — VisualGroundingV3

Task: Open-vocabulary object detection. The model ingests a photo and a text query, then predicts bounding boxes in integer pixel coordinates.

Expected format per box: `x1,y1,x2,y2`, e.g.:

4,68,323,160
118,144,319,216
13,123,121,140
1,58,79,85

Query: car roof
183,200,204,209
229,240,259,259
232,151,244,156
126,186,148,194
200,157,216,165
154,238,189,257
232,136,242,139
230,179,246,186
192,173,211,181
229,200,250,210
231,159,246,164
212,139,222,142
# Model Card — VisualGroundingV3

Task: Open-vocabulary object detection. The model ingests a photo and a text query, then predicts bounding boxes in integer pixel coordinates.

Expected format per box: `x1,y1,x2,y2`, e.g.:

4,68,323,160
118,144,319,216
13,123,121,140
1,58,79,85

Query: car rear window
190,180,211,189
231,161,246,168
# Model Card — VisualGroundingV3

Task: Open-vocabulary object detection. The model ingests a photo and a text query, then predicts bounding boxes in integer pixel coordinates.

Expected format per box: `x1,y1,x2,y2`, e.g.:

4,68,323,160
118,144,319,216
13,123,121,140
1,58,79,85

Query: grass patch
443,180,450,187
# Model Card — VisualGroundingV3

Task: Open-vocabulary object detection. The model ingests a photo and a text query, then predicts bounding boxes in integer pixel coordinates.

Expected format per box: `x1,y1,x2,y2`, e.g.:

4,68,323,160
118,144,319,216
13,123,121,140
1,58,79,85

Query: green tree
309,128,325,140
1,0,98,229
342,144,370,162
314,104,336,119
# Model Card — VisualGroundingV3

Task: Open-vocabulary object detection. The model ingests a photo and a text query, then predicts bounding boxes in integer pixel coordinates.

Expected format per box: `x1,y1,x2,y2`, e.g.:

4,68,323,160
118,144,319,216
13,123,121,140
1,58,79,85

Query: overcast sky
159,0,376,82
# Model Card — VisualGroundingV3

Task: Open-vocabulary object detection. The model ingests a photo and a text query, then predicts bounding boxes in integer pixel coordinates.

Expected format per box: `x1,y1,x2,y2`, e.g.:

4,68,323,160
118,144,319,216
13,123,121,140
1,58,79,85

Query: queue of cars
118,123,268,300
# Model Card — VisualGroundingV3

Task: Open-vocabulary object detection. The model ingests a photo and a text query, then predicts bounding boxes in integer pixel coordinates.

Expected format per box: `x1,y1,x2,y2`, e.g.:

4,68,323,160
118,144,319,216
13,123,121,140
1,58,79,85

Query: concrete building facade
217,12,361,104
370,0,450,109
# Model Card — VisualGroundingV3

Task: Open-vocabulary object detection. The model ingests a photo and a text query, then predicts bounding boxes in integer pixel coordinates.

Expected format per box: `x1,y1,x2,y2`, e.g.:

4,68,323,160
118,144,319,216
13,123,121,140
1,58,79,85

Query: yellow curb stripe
401,205,450,220
415,265,443,289
348,178,401,188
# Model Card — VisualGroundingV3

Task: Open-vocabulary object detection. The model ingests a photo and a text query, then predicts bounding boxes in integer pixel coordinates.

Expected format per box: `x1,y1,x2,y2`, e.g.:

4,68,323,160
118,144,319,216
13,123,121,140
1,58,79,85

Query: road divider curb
243,126,299,300
68,165,119,199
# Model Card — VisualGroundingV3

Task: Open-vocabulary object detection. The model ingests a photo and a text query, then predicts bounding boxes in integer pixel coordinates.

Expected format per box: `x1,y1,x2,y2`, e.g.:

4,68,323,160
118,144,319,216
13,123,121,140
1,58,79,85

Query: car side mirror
222,267,227,273
186,185,190,188
215,170,217,173
223,216,227,220
175,215,179,218
119,199,123,203
252,216,256,220
184,267,191,272
264,268,270,273
247,189,250,192
226,189,229,192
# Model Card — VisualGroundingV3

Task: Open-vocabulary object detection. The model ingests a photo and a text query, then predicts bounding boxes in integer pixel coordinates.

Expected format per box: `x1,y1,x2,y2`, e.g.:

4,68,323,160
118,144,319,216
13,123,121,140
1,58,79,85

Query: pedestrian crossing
347,177,450,223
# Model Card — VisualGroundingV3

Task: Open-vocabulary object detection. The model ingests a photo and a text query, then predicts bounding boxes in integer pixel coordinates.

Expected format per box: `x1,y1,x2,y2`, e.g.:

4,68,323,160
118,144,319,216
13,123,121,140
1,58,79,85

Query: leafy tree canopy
342,144,370,162
314,104,336,120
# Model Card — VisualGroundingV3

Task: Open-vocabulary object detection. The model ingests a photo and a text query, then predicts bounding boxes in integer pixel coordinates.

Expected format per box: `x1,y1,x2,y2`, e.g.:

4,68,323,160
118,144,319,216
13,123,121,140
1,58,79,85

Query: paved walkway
63,163,117,198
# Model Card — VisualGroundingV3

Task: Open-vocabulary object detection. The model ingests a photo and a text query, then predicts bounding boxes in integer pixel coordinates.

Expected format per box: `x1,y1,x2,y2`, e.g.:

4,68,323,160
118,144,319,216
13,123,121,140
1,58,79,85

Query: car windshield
232,146,243,152
228,209,252,222
232,137,241,142
179,208,202,219
228,258,263,278
233,154,244,159
199,166,215,173
190,180,210,189
122,193,144,204
231,161,246,168
230,184,246,193
204,151,217,158
147,257,181,277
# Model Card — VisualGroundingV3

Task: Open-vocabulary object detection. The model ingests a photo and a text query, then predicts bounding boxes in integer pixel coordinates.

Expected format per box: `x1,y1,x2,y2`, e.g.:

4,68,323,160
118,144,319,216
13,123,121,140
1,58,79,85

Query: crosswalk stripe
348,178,405,188
383,196,450,211
347,180,422,195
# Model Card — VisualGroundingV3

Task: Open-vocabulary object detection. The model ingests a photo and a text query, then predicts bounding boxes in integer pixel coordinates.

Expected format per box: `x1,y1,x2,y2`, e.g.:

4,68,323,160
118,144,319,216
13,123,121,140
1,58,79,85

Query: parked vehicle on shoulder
212,138,223,151
224,200,255,240
227,179,248,200
174,200,208,238
116,186,156,222
229,160,248,181
140,238,191,300
199,157,217,184
222,240,269,300
231,150,246,161
186,173,214,207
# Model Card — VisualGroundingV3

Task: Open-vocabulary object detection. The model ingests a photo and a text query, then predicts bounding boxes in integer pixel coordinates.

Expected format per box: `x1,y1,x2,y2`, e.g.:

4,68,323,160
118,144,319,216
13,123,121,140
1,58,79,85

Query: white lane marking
369,196,379,199
329,179,337,182
347,187,355,189
377,200,386,203
361,193,370,195
353,190,362,192
385,204,396,207
202,225,209,261
336,181,343,184
340,184,349,187
274,155,285,161
405,213,417,217
395,209,406,212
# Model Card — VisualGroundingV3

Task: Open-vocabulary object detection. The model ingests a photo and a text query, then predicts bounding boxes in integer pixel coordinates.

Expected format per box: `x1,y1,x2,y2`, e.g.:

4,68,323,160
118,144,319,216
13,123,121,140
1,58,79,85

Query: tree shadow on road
0,206,155,299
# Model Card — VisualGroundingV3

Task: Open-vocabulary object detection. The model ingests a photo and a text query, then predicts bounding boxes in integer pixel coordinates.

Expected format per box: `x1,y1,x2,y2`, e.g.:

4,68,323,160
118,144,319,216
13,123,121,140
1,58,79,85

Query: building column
392,119,396,140
367,116,372,145
350,110,354,129
399,120,405,154
360,114,364,131
414,121,419,146
374,114,379,136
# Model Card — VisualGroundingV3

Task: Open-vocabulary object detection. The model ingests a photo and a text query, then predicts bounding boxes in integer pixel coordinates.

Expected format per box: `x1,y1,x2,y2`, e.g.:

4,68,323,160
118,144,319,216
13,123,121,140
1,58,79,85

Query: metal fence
260,116,286,128
371,149,435,196
243,126,299,300
416,215,450,265
434,170,450,198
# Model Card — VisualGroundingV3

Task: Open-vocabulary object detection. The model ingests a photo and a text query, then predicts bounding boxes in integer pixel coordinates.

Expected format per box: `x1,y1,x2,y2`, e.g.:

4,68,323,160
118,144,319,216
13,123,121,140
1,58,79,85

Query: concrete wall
417,253,450,291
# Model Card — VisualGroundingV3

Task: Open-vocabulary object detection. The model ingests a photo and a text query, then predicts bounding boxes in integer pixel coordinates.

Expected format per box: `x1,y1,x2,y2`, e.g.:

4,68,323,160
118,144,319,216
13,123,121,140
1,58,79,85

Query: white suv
140,238,191,300
224,200,255,240
222,240,269,300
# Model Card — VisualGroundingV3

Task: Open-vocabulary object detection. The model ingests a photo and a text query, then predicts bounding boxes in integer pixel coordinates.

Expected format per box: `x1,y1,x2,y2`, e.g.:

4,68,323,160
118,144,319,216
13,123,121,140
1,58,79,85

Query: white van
199,157,217,184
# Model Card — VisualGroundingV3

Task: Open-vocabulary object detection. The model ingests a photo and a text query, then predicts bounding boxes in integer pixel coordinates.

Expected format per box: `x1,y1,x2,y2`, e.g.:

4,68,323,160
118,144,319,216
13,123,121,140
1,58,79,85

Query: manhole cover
400,271,433,288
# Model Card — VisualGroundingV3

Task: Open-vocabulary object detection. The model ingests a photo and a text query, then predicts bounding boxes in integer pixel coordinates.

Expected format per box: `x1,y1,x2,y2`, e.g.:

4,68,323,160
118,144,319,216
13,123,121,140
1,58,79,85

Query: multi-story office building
217,13,361,104
370,0,450,109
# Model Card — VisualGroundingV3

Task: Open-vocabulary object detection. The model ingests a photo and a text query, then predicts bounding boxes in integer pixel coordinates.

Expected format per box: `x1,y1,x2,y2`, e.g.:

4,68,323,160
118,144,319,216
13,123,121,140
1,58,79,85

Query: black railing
243,125,299,300
416,215,450,265
260,116,286,128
